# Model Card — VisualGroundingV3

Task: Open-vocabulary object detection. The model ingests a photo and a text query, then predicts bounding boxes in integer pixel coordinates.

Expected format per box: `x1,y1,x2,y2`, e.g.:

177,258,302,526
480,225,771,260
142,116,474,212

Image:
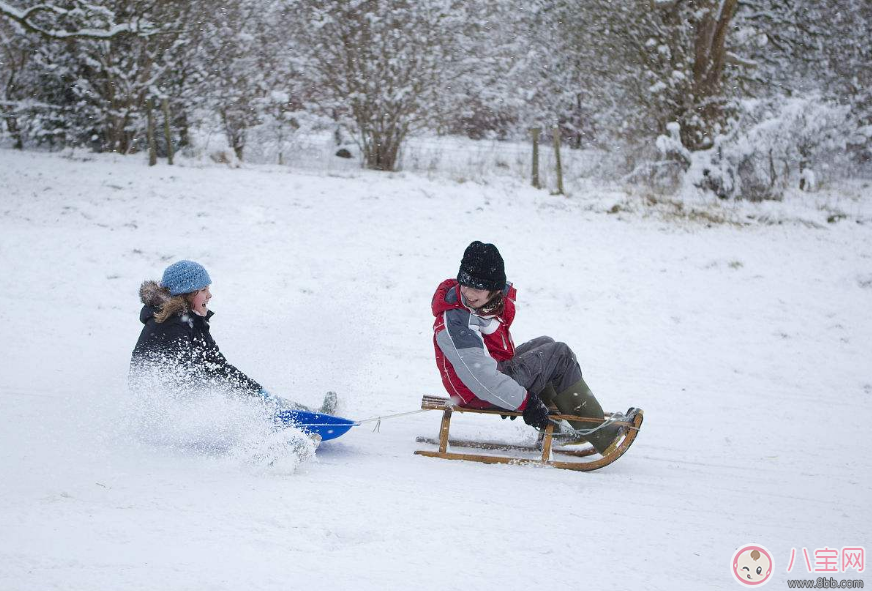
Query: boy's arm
436,308,527,410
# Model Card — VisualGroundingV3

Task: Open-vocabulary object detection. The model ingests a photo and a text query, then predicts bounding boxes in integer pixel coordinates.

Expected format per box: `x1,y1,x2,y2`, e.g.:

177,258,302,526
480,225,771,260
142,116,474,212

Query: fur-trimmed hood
139,280,171,309
138,280,189,324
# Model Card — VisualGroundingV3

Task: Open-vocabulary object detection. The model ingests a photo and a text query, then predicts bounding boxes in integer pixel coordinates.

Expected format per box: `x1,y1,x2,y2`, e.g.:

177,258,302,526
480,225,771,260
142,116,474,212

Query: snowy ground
1,148,870,590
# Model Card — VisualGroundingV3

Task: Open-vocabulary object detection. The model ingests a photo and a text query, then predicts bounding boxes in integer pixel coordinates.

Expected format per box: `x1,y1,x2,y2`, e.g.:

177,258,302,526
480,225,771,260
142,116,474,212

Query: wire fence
227,130,622,191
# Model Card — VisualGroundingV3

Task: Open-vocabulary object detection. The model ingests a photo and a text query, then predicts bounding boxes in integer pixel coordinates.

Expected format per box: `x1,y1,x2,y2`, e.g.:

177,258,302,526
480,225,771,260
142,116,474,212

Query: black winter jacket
130,281,262,396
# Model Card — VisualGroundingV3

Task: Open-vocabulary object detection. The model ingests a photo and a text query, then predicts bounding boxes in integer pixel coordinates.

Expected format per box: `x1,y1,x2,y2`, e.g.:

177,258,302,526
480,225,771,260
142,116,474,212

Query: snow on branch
0,0,155,40
726,51,757,68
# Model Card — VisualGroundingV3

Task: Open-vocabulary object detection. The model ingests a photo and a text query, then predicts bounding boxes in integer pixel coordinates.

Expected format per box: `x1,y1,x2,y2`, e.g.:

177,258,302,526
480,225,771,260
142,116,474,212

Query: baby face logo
732,544,774,586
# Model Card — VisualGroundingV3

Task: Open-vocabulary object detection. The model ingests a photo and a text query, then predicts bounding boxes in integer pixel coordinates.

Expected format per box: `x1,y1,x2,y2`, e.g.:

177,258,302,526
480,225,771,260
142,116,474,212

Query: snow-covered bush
623,122,691,193
244,103,332,167
691,96,854,200
849,125,872,172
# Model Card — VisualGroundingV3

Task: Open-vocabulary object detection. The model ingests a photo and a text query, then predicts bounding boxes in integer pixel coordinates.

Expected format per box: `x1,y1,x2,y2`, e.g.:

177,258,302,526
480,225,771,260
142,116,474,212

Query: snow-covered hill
1,149,870,590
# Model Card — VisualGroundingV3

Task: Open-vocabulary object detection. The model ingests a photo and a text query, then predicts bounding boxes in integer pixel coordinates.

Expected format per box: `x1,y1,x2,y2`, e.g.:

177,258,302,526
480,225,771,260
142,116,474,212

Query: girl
431,241,625,455
130,260,336,415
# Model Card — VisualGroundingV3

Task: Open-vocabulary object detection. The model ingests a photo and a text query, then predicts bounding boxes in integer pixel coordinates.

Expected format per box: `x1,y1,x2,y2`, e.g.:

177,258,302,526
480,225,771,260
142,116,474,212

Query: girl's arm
198,345,263,396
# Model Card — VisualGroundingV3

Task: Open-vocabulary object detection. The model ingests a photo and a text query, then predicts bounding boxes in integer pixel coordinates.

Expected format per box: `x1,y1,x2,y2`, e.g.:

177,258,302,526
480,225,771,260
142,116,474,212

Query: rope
290,407,633,436
356,409,431,433
547,413,634,437
277,409,430,433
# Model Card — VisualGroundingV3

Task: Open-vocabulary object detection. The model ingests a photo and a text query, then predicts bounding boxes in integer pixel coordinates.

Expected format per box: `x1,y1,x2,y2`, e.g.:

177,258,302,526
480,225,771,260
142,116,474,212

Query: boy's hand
522,393,551,430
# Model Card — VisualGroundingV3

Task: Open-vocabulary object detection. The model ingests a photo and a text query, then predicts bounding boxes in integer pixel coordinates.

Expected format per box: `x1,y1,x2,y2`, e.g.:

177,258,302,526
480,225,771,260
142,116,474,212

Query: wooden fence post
552,126,564,195
162,98,174,165
147,98,157,167
530,127,542,189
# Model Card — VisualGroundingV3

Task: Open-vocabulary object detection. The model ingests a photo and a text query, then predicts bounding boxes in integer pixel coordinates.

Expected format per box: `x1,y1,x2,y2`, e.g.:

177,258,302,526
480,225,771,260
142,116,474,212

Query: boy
431,241,623,454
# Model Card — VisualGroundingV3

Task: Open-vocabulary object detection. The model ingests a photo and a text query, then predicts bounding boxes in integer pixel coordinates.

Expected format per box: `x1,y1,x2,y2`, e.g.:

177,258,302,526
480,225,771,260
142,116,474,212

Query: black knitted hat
457,241,506,291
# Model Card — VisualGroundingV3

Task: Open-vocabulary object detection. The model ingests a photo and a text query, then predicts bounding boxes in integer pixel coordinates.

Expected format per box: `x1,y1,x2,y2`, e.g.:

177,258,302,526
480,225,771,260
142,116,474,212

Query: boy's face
459,285,493,309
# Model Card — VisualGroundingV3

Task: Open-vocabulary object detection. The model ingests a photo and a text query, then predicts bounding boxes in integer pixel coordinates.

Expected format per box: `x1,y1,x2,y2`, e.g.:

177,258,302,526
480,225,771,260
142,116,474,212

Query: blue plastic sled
274,410,356,441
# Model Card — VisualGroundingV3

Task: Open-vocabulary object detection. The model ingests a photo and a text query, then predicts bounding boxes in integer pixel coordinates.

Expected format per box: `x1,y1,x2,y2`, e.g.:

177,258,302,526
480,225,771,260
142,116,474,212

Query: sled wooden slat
415,450,548,467
437,408,452,454
419,395,638,429
413,436,600,458
415,395,643,472
541,422,554,460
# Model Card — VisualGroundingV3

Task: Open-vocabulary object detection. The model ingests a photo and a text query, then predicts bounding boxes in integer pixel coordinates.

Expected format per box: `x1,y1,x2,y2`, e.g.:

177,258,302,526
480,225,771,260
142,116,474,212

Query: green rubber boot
553,378,622,454
539,383,586,445
538,383,557,407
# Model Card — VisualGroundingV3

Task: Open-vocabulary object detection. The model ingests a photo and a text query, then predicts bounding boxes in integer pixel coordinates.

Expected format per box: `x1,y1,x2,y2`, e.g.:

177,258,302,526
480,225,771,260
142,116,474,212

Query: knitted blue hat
161,260,211,296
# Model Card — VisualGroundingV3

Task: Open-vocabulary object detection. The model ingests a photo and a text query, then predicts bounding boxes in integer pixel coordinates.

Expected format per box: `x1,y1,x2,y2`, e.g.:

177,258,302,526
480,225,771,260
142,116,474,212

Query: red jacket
431,279,528,410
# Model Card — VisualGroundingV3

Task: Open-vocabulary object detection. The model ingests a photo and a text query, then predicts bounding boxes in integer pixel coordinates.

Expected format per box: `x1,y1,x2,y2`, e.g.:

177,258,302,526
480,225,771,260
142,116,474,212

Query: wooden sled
414,395,643,471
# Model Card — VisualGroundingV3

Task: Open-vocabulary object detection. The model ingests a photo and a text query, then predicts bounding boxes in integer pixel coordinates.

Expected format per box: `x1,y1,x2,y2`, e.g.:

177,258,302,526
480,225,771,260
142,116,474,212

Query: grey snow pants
497,336,583,399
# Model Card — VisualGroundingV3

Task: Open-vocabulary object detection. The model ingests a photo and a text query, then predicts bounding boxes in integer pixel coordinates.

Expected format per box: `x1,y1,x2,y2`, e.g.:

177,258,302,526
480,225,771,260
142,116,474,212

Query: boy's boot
539,382,587,445
553,378,622,454
538,383,557,407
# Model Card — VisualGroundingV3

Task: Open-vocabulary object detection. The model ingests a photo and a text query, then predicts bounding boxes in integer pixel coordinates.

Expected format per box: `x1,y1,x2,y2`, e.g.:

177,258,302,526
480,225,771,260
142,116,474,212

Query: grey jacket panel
436,308,527,410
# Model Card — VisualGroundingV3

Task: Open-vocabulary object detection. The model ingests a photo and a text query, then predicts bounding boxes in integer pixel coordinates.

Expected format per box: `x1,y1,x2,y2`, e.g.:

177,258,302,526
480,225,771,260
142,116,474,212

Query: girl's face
459,285,494,309
189,286,212,316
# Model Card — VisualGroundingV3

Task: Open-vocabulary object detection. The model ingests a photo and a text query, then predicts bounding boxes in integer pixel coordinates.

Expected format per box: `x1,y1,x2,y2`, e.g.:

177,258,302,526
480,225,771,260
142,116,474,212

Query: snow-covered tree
293,0,474,171
1,0,198,152
72,0,193,153
609,0,741,151
434,1,526,140
512,0,744,156
188,1,307,161
2,0,866,183
0,0,154,40
0,16,33,148
733,0,871,163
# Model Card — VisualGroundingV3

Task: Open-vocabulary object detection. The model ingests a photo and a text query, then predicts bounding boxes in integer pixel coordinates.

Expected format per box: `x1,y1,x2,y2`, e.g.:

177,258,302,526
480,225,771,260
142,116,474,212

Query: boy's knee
552,341,577,362
527,336,555,349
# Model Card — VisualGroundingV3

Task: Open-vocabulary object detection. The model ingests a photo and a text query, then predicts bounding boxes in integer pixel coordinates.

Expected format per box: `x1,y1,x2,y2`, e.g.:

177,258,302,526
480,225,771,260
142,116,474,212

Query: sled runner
414,395,643,471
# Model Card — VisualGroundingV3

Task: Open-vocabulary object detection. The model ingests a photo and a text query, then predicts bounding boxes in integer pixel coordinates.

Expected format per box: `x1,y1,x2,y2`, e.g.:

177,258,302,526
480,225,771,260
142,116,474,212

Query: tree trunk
147,98,157,166
220,109,246,161
553,127,564,195
162,99,174,165
362,128,402,171
2,64,25,149
333,109,343,146
685,0,739,150
178,111,190,148
530,127,541,189
3,111,24,149
572,93,584,149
